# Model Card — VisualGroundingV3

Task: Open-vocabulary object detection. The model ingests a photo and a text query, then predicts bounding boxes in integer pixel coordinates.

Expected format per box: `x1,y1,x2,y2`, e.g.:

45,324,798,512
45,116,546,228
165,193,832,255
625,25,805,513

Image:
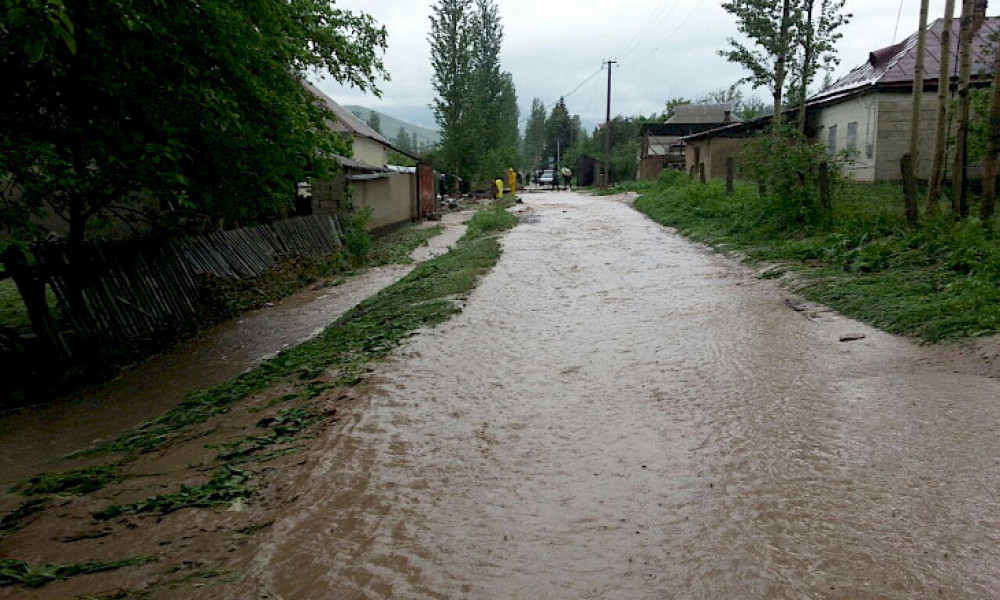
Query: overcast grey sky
313,0,960,130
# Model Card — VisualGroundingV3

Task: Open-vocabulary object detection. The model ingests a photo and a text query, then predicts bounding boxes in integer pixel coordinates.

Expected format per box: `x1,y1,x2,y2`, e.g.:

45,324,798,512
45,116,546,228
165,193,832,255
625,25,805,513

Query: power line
628,1,701,67
518,65,605,124
892,0,907,43
618,0,680,63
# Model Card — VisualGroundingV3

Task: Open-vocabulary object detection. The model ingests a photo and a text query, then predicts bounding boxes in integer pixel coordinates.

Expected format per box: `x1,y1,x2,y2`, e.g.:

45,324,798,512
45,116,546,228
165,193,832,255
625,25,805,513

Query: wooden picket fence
33,214,344,353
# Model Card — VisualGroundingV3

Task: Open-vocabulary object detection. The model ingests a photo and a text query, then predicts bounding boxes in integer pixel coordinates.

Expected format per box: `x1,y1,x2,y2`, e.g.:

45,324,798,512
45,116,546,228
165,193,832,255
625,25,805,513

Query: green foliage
0,557,148,588
522,99,548,170
94,467,252,520
1,0,387,248
737,125,842,229
465,205,518,239
634,176,1000,341
429,0,519,189
341,206,374,264
13,464,119,496
369,224,445,265
0,499,47,538
216,407,321,463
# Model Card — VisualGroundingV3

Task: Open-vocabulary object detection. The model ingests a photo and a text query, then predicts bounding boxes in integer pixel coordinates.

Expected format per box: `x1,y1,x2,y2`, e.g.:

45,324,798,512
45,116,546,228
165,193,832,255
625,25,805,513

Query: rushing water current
235,192,1000,600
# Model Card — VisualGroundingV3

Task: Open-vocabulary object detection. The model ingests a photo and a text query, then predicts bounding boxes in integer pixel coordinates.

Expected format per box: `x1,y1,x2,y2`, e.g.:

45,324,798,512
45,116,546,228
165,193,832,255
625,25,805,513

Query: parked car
539,169,555,185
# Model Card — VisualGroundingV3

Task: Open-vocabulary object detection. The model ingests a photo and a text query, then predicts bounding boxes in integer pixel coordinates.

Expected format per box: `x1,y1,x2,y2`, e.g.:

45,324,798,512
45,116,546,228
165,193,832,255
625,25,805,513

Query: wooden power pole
602,60,617,189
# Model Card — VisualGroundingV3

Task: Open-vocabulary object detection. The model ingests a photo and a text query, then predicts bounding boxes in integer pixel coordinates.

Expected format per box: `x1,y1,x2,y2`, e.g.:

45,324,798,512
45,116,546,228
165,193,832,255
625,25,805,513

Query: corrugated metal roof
333,154,387,172
810,16,999,104
303,80,393,146
666,104,742,124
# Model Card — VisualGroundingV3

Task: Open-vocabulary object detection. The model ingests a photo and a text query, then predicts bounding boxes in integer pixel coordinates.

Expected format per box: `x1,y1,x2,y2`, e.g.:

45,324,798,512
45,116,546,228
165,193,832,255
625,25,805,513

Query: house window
846,122,858,151
827,124,838,154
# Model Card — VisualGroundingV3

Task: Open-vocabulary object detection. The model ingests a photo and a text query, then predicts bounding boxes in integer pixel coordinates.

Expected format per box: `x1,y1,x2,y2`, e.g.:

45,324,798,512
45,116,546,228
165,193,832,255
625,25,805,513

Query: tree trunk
904,0,930,227
952,0,975,218
927,0,957,213
797,0,816,134
772,0,793,126
1,246,67,364
980,41,1000,221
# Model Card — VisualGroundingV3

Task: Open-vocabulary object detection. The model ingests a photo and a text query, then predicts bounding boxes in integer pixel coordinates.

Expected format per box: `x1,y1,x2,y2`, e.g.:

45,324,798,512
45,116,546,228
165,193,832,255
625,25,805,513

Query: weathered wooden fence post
819,161,833,224
699,163,706,184
726,157,735,195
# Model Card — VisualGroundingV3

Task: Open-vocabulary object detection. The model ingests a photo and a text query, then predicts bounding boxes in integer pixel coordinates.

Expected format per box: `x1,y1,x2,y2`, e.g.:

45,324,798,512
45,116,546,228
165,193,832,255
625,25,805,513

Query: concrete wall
873,92,957,182
351,137,388,169
813,91,969,183
350,172,416,231
684,137,745,180
812,94,879,182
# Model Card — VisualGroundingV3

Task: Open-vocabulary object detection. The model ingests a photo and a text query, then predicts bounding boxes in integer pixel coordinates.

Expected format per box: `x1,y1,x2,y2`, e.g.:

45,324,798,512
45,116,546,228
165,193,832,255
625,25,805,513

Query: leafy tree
719,0,801,124
366,111,383,134
429,0,519,188
522,99,547,170
661,97,692,121
394,126,414,154
429,0,475,186
1,0,387,254
545,98,575,165
790,0,850,132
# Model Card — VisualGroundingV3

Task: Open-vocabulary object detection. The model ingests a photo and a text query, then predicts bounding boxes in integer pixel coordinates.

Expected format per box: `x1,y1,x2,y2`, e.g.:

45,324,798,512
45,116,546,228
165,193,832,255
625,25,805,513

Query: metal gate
417,164,438,217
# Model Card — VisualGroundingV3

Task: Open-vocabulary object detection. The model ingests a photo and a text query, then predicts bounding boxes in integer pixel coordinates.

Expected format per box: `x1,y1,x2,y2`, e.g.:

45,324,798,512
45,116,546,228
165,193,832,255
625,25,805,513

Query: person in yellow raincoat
506,167,517,196
494,178,504,199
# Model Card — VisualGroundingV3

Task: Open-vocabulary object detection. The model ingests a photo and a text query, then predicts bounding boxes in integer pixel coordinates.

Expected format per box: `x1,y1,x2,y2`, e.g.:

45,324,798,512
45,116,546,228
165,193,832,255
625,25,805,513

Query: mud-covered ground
3,192,1000,599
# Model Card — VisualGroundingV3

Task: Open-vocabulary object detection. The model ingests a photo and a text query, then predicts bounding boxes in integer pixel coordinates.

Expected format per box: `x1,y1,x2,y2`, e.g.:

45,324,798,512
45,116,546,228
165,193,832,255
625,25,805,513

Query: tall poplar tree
429,0,519,186
429,0,475,183
523,99,547,170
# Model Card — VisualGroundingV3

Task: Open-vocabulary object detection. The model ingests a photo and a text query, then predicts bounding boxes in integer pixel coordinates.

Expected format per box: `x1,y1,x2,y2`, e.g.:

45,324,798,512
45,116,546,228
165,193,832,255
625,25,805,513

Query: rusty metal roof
811,16,999,104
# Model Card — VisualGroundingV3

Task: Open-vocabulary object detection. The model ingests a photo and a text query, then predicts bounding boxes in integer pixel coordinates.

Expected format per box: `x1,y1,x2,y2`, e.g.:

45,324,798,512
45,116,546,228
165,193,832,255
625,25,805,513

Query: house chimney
723,110,732,124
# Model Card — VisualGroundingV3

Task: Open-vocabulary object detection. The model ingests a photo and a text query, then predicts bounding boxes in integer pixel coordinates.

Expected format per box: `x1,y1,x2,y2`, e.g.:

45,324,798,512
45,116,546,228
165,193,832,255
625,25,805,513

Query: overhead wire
627,1,701,68
618,0,679,63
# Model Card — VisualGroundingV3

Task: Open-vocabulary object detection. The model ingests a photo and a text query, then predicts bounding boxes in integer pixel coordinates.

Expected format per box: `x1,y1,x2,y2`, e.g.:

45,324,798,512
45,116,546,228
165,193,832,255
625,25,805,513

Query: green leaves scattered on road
0,557,149,588
13,465,121,496
93,467,252,520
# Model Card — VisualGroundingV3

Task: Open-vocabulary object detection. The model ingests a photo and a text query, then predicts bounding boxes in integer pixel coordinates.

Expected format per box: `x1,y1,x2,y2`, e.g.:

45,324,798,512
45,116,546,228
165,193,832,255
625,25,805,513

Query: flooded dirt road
0,215,469,482
240,192,1000,599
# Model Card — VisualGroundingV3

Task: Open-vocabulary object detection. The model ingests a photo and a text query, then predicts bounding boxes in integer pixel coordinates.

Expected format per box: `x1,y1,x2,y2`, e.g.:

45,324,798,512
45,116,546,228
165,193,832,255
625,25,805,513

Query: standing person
560,166,572,191
507,167,517,197
495,177,504,200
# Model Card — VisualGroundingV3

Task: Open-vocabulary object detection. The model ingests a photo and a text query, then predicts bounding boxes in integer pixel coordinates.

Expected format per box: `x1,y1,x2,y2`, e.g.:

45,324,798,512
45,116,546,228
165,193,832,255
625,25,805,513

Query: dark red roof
810,16,999,104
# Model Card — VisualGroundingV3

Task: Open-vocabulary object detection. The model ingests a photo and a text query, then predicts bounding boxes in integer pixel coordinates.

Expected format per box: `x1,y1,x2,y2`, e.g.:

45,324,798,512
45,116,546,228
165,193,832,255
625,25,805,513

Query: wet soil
3,193,999,599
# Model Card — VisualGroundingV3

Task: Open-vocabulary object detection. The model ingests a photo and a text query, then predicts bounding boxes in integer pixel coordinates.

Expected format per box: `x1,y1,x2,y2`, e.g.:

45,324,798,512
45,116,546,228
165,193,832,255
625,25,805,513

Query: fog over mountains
346,106,440,148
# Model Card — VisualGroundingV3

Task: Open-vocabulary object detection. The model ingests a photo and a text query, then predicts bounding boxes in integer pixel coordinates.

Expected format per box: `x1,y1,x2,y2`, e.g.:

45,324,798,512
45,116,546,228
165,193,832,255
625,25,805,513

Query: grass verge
633,174,1000,342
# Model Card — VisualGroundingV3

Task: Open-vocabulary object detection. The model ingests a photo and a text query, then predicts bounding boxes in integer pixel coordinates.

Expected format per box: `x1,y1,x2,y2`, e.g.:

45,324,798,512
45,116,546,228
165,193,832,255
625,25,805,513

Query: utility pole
602,60,617,188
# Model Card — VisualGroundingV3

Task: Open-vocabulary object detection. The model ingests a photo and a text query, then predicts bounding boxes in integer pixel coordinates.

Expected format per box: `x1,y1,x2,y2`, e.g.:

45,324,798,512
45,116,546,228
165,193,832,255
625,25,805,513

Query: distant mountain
345,106,440,151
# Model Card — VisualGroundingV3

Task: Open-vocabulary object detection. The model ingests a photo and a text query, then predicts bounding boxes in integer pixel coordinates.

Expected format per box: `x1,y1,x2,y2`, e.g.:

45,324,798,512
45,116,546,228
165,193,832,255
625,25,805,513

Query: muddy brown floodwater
234,191,1000,599
0,214,469,482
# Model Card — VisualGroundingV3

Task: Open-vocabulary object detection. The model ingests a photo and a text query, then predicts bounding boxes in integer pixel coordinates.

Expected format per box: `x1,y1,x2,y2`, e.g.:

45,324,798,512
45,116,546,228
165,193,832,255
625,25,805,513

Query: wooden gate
417,164,438,217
